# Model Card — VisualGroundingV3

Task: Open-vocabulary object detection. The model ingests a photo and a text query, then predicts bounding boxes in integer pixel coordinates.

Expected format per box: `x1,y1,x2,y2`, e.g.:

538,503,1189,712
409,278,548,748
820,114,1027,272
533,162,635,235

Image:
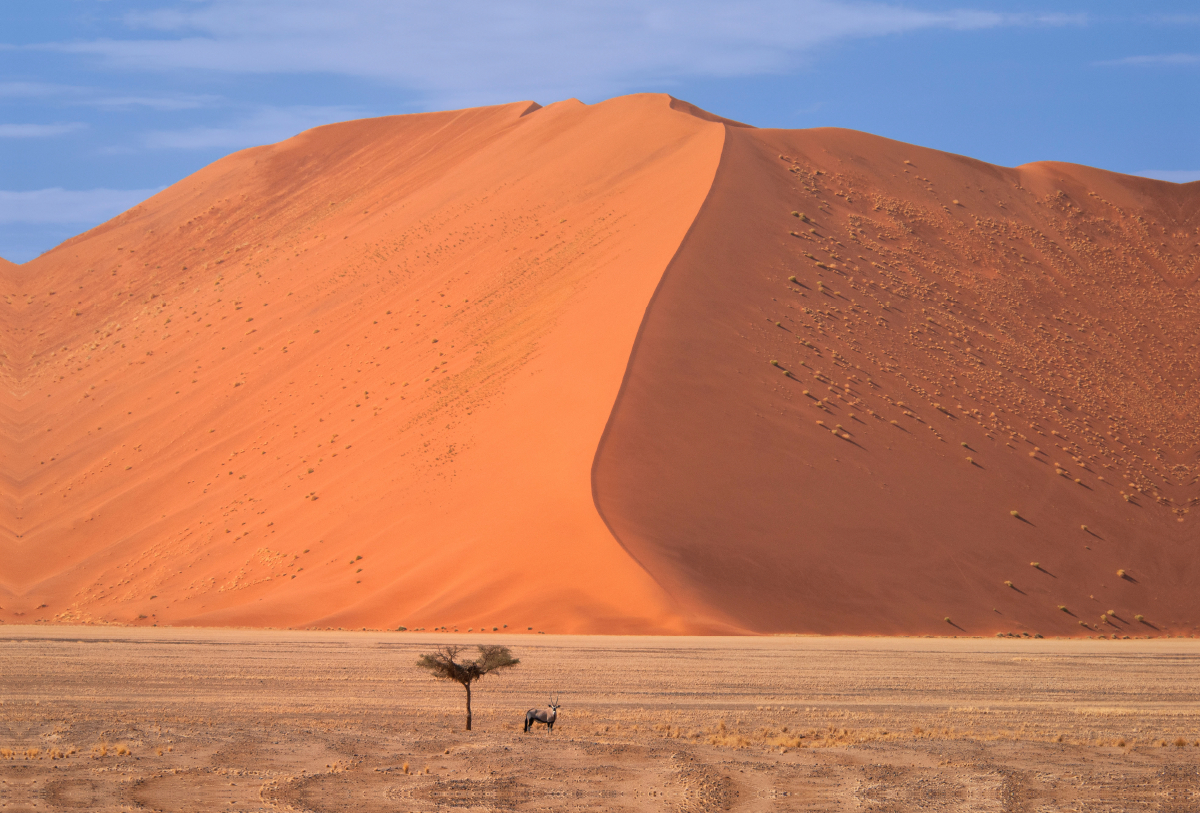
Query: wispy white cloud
1096,53,1200,67
143,105,361,149
0,81,217,110
1148,14,1200,25
1137,170,1200,184
0,188,162,225
89,93,220,111
0,81,80,98
35,0,1084,106
0,123,87,138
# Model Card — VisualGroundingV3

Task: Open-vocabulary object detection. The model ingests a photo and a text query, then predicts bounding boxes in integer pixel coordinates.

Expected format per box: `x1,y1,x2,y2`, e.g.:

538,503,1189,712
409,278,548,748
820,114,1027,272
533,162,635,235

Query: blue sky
2,1,1197,263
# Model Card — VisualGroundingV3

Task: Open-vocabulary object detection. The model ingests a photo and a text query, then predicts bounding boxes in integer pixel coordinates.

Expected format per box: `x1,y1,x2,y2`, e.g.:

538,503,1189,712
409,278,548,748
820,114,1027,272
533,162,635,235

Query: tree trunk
464,682,472,731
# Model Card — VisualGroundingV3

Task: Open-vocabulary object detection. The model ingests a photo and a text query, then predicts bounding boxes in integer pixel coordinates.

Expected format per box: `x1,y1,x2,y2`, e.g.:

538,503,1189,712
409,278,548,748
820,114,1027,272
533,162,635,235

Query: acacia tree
416,644,519,731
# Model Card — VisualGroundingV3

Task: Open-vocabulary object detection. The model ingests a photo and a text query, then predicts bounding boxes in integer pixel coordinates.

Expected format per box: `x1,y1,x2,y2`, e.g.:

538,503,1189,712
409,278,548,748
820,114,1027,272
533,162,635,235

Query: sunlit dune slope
0,94,729,632
594,125,1200,636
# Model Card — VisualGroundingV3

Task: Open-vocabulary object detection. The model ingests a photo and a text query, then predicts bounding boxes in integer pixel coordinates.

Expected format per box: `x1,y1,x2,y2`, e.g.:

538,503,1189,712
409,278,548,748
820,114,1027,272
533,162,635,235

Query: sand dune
0,95,726,633
595,126,1200,636
3,95,1198,635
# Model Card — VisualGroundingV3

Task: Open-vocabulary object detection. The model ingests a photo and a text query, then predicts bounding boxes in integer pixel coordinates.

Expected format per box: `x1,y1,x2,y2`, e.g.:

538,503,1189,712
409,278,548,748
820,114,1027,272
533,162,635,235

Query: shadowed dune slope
594,125,1200,637
0,94,730,633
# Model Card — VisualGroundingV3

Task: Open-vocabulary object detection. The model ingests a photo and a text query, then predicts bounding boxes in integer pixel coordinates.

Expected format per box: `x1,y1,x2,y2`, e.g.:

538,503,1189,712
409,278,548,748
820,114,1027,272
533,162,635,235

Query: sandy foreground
3,628,1200,811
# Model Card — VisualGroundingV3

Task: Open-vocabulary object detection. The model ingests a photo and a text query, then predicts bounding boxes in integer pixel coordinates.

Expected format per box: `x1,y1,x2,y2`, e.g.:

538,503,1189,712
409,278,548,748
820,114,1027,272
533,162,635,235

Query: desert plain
4,627,1200,811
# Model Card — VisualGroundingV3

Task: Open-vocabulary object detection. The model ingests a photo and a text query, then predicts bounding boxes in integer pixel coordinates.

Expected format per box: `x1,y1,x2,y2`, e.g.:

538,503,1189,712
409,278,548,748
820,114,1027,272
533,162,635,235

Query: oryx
523,695,560,733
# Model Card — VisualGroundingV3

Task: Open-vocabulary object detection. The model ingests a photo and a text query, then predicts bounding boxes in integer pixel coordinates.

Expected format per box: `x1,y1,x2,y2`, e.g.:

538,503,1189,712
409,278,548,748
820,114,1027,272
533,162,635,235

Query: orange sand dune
595,126,1200,636
0,95,728,633
3,96,1199,636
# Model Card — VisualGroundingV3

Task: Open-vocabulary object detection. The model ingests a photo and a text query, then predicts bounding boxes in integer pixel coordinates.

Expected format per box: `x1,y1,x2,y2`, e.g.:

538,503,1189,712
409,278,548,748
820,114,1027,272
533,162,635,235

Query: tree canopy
416,645,519,730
